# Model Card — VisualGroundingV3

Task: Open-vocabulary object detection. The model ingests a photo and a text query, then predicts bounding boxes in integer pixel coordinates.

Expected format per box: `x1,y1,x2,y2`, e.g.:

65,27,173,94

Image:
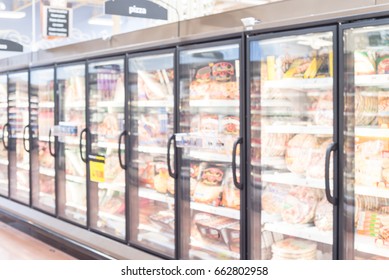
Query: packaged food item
97,113,119,138
138,114,167,146
262,133,291,157
378,96,389,126
221,222,240,253
312,92,333,126
149,210,175,233
153,162,174,194
281,186,323,224
271,238,317,260
262,183,291,215
283,57,311,78
139,161,155,189
314,198,333,231
221,170,240,210
376,51,389,74
306,138,333,179
354,51,376,75
137,69,172,100
222,115,239,135
285,134,318,174
200,114,219,134
355,90,378,126
192,163,226,206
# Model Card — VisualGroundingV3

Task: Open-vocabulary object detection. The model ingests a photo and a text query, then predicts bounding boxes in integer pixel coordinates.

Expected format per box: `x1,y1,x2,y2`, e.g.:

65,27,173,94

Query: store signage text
105,0,168,20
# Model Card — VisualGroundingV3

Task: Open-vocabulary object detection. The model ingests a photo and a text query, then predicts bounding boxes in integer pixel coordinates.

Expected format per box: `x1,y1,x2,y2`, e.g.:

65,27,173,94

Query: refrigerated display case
8,71,30,205
128,50,176,258
56,63,87,226
248,28,337,260
30,68,56,214
87,57,126,239
0,74,8,197
178,41,243,260
343,21,389,260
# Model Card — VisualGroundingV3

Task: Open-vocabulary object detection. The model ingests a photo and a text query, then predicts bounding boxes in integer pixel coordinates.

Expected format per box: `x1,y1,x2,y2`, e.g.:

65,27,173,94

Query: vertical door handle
23,125,30,152
118,130,127,170
48,127,56,157
167,134,177,179
325,142,338,205
79,128,87,163
232,137,243,190
2,123,9,150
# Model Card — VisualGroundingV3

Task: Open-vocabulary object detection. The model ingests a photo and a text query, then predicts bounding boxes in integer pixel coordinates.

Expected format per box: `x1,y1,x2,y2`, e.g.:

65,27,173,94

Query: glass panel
57,64,87,225
179,43,241,260
88,58,125,239
249,31,334,260
30,68,55,214
0,74,8,197
128,52,175,257
344,24,389,260
8,71,30,204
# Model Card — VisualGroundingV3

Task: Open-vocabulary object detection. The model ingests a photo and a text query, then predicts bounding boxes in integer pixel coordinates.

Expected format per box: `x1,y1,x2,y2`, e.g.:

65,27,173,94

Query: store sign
105,0,168,20
0,39,23,52
89,155,106,183
42,5,72,39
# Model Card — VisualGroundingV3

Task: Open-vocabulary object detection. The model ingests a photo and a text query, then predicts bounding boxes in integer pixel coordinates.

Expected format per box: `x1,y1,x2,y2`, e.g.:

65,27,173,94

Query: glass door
248,29,336,260
88,57,126,239
57,63,87,226
178,41,243,260
343,22,389,260
8,71,30,205
128,50,175,258
0,74,8,197
30,68,56,214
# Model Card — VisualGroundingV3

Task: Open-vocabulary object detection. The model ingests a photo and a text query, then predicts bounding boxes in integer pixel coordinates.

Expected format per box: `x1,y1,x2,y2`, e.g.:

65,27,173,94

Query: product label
89,154,105,183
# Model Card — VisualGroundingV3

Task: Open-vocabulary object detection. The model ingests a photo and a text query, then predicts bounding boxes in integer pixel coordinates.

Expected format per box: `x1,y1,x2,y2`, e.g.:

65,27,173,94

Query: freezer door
8,71,30,205
0,74,8,197
179,42,242,260
248,30,336,260
343,23,389,260
88,58,126,240
30,68,56,214
57,64,87,226
128,51,175,258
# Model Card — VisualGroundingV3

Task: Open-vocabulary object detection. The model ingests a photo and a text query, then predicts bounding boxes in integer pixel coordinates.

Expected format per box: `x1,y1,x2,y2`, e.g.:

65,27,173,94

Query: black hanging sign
0,39,23,52
105,0,168,20
46,7,70,37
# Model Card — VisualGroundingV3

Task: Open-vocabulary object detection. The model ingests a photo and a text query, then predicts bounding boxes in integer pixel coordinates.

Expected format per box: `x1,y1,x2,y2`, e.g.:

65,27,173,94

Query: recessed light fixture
0,11,26,19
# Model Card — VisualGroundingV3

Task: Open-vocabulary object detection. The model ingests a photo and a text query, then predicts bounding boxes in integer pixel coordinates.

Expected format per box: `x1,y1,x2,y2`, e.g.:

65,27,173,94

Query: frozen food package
271,238,317,260
354,51,376,75
376,51,389,74
285,134,318,174
153,162,174,194
137,70,172,100
149,210,175,233
312,91,333,126
222,115,240,135
355,90,378,126
138,114,167,146
261,133,291,157
192,163,227,206
314,198,333,231
261,183,291,215
378,94,389,126
281,186,323,224
306,138,333,179
221,170,240,210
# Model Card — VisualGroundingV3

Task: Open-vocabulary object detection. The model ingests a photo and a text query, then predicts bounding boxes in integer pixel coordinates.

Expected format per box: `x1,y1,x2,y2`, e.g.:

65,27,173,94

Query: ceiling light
0,11,26,19
88,17,114,26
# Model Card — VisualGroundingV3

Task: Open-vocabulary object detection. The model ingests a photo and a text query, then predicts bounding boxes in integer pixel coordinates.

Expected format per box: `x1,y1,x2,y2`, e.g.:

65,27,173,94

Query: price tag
89,154,105,183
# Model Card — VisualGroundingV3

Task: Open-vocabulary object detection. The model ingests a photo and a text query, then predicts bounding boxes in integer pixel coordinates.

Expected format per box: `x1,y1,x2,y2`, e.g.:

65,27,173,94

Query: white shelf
98,211,125,223
252,157,287,169
0,103,7,108
134,100,173,108
190,202,240,220
65,102,85,109
138,187,175,204
264,222,333,245
355,74,389,87
39,136,50,142
66,174,85,184
138,231,175,251
65,201,87,212
137,146,166,155
98,182,125,192
260,125,333,135
190,238,240,260
39,167,55,177
355,235,389,258
188,151,236,163
355,185,389,199
94,141,118,149
263,77,332,89
261,172,325,189
38,102,55,109
96,101,124,108
0,159,8,165
16,163,29,171
355,127,389,138
189,99,240,108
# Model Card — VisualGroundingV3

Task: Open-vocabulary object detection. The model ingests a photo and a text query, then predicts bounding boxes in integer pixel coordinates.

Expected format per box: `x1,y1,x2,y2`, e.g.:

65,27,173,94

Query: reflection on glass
344,25,389,260
180,43,241,260
8,71,30,204
30,68,55,214
128,52,175,257
249,32,334,260
57,64,87,225
88,58,126,239
0,74,8,197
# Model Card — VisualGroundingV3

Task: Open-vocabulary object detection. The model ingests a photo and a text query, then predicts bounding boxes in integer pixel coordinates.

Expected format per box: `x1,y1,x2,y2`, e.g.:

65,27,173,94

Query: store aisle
0,221,76,260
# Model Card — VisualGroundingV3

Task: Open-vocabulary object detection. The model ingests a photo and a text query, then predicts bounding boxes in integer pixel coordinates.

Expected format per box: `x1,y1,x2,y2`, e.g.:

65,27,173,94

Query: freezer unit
128,51,176,258
248,29,337,260
0,74,8,197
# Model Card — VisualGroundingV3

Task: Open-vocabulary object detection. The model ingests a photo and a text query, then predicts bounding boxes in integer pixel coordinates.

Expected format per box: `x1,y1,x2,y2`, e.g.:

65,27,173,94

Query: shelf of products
355,185,389,199
190,237,240,260
188,151,237,163
262,78,332,90
66,175,85,184
260,125,333,135
0,159,8,166
137,146,166,155
189,100,240,108
355,127,389,138
261,173,325,189
190,202,240,220
355,235,389,258
98,182,125,193
263,222,332,245
39,167,55,177
134,100,173,108
355,74,389,88
138,187,175,204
